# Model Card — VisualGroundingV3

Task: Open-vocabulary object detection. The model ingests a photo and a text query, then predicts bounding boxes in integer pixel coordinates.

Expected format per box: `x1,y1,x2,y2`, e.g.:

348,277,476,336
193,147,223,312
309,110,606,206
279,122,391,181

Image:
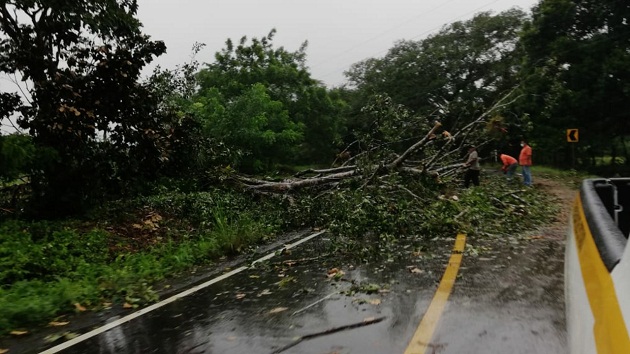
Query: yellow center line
404,233,466,354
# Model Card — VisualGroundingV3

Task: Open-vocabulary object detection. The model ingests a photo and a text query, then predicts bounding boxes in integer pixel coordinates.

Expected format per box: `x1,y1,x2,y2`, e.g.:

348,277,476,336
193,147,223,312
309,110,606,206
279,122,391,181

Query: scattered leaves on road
407,266,424,274
44,332,79,343
49,321,69,327
353,298,382,305
277,276,296,287
327,268,345,280
236,293,246,299
411,250,425,257
344,282,383,296
74,303,87,312
257,289,273,297
10,330,28,336
269,307,289,314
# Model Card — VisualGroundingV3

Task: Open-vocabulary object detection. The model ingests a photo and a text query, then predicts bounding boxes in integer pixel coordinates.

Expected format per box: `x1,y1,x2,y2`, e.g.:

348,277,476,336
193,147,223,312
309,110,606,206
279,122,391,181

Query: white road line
39,230,327,354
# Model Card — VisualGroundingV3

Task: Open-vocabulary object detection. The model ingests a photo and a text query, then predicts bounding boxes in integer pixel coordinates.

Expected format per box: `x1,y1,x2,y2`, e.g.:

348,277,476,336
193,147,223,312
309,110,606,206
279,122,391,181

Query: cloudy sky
137,0,540,87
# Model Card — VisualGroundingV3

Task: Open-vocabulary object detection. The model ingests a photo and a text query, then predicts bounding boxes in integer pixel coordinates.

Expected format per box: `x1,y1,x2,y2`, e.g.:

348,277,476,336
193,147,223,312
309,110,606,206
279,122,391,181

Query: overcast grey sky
137,0,540,87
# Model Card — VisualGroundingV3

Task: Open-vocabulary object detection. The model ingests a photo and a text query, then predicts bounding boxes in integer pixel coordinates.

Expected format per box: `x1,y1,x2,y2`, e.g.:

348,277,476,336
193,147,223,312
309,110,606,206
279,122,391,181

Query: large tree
345,9,528,142
196,29,345,170
192,83,304,172
519,0,630,168
0,1,172,215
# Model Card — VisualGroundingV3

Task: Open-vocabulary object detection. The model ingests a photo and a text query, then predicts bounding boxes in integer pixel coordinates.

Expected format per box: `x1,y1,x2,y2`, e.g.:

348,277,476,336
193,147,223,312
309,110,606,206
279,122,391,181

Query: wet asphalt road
433,233,567,354
10,229,567,354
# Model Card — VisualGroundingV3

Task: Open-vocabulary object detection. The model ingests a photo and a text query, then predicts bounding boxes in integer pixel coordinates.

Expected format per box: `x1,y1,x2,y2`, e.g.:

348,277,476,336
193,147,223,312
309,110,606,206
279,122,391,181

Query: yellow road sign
567,129,579,143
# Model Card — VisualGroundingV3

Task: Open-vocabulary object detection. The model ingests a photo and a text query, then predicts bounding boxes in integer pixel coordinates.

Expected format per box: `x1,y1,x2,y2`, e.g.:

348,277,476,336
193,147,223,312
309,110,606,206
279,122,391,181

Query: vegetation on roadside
0,169,561,333
531,166,594,190
0,187,304,333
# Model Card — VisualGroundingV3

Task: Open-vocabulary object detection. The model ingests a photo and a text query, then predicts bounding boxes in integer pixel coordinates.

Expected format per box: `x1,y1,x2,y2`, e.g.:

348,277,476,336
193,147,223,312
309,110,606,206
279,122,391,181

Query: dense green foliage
518,0,630,172
0,134,36,183
0,187,300,332
0,1,173,215
341,2,630,173
195,30,346,171
344,9,528,150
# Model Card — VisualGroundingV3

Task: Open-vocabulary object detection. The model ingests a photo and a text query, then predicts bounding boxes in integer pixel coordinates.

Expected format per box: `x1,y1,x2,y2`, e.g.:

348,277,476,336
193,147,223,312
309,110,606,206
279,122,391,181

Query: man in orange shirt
519,140,533,186
500,153,518,180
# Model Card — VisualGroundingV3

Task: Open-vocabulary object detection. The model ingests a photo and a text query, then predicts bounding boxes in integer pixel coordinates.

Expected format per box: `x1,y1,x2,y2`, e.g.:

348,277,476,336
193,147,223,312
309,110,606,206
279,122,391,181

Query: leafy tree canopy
192,83,303,172
196,29,345,168
343,9,527,150
0,0,171,215
519,0,630,167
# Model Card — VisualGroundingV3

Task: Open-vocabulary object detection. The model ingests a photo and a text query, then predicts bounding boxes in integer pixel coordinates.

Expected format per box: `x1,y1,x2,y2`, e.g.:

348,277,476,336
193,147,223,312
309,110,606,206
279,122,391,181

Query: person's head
520,140,528,147
468,145,476,152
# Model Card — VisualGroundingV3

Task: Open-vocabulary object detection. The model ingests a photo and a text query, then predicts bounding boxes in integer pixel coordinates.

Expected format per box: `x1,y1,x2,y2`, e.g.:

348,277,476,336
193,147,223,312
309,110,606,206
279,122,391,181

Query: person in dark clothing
464,145,480,187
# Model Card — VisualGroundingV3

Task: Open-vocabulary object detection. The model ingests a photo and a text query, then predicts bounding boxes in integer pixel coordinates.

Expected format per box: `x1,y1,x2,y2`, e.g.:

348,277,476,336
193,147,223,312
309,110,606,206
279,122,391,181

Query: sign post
567,129,579,168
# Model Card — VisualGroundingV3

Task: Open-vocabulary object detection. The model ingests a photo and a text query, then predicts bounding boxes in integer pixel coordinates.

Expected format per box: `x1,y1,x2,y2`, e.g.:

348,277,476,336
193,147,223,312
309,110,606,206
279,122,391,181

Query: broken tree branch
294,165,356,177
291,292,338,317
244,170,356,192
385,121,442,170
270,316,387,354
232,88,522,193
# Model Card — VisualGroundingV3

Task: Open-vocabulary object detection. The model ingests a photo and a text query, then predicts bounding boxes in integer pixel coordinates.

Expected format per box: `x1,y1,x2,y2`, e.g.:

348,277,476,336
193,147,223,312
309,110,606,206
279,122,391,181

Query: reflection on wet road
32,230,566,354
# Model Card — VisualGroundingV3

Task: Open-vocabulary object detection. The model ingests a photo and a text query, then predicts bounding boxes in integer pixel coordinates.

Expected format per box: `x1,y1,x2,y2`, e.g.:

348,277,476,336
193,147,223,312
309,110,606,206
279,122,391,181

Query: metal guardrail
566,178,630,353
579,179,629,271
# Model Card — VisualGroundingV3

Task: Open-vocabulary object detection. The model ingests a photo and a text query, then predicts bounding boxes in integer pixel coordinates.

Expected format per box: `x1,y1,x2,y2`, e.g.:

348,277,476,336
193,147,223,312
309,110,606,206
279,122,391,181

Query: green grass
593,156,625,165
531,165,595,190
0,189,287,334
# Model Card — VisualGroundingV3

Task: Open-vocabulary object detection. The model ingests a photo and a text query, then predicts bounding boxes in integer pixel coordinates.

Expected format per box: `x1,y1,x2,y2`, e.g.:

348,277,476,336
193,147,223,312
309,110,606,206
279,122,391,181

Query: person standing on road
464,145,481,187
519,140,533,186
500,153,518,181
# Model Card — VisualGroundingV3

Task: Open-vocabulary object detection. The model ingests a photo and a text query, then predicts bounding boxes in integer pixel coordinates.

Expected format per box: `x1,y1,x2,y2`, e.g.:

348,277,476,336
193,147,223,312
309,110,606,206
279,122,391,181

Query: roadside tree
344,9,528,151
519,0,630,169
0,0,173,215
196,29,345,171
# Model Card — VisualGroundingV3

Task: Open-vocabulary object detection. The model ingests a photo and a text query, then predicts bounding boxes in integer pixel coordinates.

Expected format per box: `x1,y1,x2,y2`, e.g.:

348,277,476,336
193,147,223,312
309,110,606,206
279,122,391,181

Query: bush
0,186,288,333
0,278,97,330
0,221,108,284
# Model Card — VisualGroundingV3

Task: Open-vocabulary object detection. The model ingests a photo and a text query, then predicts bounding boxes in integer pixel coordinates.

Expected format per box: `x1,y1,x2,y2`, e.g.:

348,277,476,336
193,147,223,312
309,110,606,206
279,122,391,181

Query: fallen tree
232,88,521,193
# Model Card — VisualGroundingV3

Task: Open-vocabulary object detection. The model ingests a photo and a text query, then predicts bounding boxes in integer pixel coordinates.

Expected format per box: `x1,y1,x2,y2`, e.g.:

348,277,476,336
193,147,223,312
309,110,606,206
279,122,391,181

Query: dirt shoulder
534,177,578,240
